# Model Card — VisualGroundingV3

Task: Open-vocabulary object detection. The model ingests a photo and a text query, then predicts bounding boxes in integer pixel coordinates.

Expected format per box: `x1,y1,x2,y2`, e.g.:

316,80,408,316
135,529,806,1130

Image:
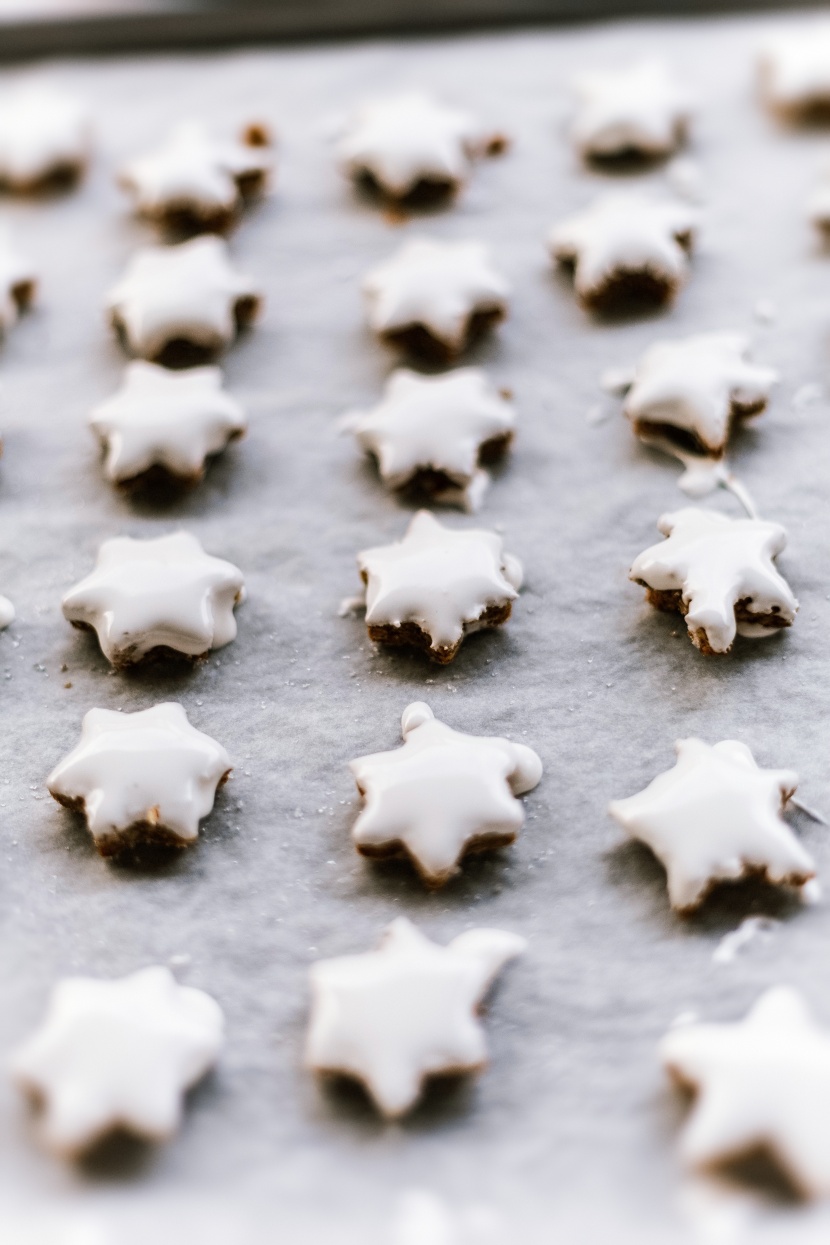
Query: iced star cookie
621,333,779,459
363,237,509,364
106,235,261,367
0,87,90,191
11,966,223,1157
0,228,36,337
62,530,245,669
119,120,273,234
48,703,231,857
548,192,697,312
338,92,505,204
661,988,830,1198
349,701,542,885
609,739,812,912
629,508,797,654
354,510,522,663
760,25,830,121
305,917,525,1118
571,59,692,161
89,361,246,490
342,367,516,510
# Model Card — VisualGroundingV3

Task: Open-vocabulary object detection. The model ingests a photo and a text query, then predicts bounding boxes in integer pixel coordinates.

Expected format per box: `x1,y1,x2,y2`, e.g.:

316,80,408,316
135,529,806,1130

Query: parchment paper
2,11,830,1242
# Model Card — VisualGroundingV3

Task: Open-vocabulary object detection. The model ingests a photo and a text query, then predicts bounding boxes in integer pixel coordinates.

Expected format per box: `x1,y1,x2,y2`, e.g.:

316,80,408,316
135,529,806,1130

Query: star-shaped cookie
0,228,36,337
62,530,245,669
338,92,505,203
0,87,90,191
11,965,224,1156
305,917,525,1118
47,702,231,857
621,332,779,458
119,119,273,234
363,237,509,363
549,192,697,312
571,59,692,161
89,361,247,489
629,507,798,654
349,701,542,885
760,25,830,120
609,738,813,912
106,234,261,367
342,367,516,510
355,509,522,663
661,987,830,1198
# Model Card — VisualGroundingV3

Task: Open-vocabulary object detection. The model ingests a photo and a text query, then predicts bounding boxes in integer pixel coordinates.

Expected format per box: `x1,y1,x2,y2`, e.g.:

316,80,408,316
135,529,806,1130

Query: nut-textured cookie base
366,599,512,663
642,585,791,654
380,306,506,365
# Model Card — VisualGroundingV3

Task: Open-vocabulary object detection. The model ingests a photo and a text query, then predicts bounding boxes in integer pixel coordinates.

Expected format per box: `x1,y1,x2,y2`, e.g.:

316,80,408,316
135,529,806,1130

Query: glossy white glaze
760,24,830,114
342,367,515,509
629,507,798,653
0,595,14,629
349,701,542,884
363,237,509,355
305,917,525,1118
356,509,522,658
47,702,231,853
549,192,697,305
89,360,247,485
0,87,89,188
62,530,245,667
11,966,224,1156
609,738,811,911
106,234,260,360
572,59,692,159
661,987,830,1198
338,92,500,197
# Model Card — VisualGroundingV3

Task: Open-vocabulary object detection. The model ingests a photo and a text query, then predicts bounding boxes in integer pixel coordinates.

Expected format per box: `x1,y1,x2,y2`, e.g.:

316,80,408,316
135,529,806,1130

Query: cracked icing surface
349,701,542,885
338,92,503,201
119,120,273,232
106,234,261,363
11,966,224,1157
305,917,525,1118
363,237,509,361
629,507,798,655
622,332,778,458
61,530,245,668
549,192,697,311
342,367,515,510
661,988,830,1198
89,361,247,487
47,702,232,856
355,510,522,662
571,59,692,160
609,738,811,912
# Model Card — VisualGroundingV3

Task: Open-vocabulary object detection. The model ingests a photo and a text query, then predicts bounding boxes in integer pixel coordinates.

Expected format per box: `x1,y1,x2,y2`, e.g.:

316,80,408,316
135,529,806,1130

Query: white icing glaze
623,332,778,455
62,530,245,667
89,360,247,485
571,59,692,159
119,120,272,225
609,738,811,912
0,227,36,334
11,965,223,1156
0,87,89,188
363,237,509,356
0,594,14,629
305,916,525,1118
338,92,500,198
661,986,830,1198
343,367,516,509
760,25,830,114
47,702,231,854
629,507,798,653
106,234,260,360
356,509,522,659
349,701,542,884
548,192,697,305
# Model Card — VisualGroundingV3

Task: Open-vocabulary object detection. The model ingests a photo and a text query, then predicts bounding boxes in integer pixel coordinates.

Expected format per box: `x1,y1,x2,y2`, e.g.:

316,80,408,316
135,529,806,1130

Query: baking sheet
2,11,830,1242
